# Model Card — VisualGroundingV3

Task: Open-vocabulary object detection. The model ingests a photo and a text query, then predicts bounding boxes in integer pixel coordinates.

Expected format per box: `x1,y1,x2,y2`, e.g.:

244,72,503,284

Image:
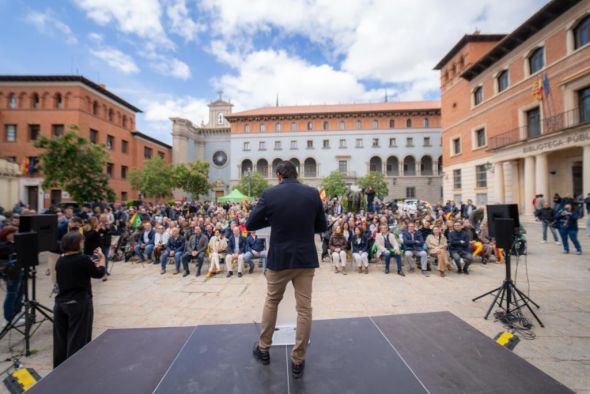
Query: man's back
246,179,326,271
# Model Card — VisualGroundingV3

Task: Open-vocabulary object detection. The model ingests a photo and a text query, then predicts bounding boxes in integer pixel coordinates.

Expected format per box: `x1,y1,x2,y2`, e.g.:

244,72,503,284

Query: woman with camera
53,231,105,368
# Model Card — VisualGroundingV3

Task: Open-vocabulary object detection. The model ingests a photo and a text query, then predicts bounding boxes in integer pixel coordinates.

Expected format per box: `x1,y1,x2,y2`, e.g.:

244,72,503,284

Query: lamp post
247,170,252,197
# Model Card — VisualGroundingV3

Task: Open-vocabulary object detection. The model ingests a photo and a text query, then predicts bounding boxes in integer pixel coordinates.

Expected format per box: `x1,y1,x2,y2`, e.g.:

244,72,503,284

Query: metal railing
488,107,590,150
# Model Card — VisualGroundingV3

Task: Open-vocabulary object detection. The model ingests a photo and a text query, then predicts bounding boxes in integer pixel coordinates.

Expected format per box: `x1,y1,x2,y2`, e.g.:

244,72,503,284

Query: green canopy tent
217,189,250,203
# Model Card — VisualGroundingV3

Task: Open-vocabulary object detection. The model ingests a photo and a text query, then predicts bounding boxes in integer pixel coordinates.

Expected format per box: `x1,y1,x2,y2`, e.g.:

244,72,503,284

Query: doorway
26,186,39,212
572,162,582,198
51,189,62,205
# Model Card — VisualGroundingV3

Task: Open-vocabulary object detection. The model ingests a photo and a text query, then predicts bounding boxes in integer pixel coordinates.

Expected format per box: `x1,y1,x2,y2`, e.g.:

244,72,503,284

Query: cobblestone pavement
1,224,589,393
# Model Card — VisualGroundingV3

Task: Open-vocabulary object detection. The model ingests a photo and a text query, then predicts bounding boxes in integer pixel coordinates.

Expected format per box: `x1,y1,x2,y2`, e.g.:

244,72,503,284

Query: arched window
372,119,378,129
473,86,483,105
289,158,300,174
406,119,412,128
31,93,40,109
423,117,429,128
256,159,268,178
438,156,443,175
275,122,281,132
55,93,63,109
260,123,266,132
244,123,251,132
369,156,382,173
323,121,329,131
217,113,224,125
272,159,281,175
497,70,509,92
403,156,416,176
528,47,544,74
420,155,433,175
355,119,362,129
8,93,17,109
574,15,590,49
386,156,399,176
389,119,395,128
108,108,114,122
241,159,253,177
304,158,317,178
291,122,297,131
307,121,313,131
92,101,99,115
339,120,345,129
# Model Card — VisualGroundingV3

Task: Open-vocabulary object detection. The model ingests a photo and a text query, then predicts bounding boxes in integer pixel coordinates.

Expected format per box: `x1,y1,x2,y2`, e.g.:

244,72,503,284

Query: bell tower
207,90,233,128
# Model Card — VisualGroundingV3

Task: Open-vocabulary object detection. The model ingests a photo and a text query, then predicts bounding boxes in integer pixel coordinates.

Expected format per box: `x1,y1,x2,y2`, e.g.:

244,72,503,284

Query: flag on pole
532,78,544,101
129,212,141,228
542,73,550,97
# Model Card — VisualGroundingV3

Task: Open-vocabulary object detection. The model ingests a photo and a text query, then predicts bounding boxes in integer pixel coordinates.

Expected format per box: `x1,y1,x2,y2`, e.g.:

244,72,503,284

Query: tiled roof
226,101,440,118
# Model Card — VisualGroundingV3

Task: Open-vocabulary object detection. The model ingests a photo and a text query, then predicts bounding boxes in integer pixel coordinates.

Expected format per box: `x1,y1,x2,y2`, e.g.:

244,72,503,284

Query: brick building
225,102,443,202
0,75,171,210
435,0,590,215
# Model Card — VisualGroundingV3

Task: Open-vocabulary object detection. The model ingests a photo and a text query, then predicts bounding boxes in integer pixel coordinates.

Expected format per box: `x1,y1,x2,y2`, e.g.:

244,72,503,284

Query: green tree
129,156,176,200
34,127,115,202
357,172,389,198
236,171,269,197
174,160,212,200
321,171,347,199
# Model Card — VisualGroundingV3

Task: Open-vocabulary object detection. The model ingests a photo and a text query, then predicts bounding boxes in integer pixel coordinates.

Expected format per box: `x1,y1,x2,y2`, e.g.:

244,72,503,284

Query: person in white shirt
153,225,169,264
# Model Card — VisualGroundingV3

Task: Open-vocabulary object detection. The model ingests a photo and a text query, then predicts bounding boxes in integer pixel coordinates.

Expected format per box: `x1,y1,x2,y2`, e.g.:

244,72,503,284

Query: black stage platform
28,312,573,394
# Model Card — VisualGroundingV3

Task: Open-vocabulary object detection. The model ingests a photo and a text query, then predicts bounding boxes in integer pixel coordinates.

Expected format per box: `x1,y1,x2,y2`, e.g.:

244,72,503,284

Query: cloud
139,46,192,79
166,0,205,42
25,9,78,45
215,49,385,109
90,47,140,74
139,95,210,142
200,0,549,101
73,0,173,48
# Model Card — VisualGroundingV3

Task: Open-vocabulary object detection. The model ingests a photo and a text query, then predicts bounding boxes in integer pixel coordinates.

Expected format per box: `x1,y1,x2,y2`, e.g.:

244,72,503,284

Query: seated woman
54,231,105,368
329,226,348,274
426,225,452,277
207,228,227,277
350,226,369,274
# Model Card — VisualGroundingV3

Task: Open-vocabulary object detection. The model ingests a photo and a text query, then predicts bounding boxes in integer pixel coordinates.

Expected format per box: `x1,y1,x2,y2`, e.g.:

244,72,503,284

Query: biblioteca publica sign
523,130,590,154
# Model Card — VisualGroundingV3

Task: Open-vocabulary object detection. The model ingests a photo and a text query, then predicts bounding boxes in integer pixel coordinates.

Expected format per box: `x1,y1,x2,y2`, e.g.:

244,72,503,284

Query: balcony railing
488,107,590,150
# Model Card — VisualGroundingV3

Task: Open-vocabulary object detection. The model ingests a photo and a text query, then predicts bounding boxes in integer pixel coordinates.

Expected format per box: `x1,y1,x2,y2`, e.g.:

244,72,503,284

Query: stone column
584,145,590,195
524,156,536,216
505,161,520,206
535,153,549,199
493,162,505,203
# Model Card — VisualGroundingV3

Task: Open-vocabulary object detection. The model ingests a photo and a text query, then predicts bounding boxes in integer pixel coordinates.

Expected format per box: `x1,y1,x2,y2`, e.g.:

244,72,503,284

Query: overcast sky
0,0,548,143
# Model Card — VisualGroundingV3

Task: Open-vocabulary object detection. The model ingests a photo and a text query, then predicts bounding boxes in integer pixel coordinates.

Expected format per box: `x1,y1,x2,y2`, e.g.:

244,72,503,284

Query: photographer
555,204,582,255
53,231,105,368
538,202,560,244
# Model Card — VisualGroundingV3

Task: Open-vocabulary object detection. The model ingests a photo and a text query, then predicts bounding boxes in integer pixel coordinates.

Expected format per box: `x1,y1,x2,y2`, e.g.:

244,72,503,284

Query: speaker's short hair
276,160,298,179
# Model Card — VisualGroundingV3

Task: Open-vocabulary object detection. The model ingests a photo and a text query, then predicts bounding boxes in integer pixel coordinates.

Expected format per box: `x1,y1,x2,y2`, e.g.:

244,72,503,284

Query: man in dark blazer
247,161,327,379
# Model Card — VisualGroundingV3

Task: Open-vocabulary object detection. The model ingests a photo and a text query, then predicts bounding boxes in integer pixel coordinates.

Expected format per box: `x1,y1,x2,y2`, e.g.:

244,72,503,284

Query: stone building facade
225,102,443,202
171,93,232,200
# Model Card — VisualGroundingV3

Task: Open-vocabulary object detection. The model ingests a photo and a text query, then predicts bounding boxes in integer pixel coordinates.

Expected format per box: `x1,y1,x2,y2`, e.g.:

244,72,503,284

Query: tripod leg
472,285,502,302
512,286,540,309
511,286,544,327
484,285,504,320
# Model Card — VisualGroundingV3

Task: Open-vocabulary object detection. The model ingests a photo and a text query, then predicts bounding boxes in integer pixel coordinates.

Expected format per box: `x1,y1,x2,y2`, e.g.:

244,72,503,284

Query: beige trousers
259,268,315,364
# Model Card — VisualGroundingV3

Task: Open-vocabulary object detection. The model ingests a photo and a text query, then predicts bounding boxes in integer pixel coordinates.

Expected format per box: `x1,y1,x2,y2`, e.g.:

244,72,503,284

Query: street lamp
246,169,252,197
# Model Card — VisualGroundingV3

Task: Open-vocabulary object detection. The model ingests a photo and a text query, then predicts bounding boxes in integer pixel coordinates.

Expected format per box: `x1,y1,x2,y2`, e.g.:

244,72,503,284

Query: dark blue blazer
448,230,469,253
401,230,424,251
247,236,266,253
246,178,327,271
227,235,248,254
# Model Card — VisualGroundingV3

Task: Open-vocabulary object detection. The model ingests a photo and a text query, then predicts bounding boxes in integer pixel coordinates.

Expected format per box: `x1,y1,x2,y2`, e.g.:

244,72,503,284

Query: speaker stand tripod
0,265,53,356
472,250,544,328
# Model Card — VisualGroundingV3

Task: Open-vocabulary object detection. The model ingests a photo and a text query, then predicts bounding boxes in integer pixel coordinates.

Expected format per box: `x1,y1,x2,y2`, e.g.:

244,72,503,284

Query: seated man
182,226,208,277
243,231,267,274
226,226,247,278
134,222,155,262
401,222,429,276
375,224,403,276
448,221,473,274
153,225,169,264
160,228,185,275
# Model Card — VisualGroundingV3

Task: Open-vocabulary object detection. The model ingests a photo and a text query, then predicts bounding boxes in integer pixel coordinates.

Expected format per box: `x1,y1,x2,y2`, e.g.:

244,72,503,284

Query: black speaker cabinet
15,232,39,268
494,219,515,249
486,204,520,238
19,214,57,252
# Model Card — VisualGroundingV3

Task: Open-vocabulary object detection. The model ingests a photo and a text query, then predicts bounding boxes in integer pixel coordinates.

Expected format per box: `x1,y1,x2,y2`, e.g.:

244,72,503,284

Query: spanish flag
129,212,141,228
319,188,327,202
532,78,544,101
